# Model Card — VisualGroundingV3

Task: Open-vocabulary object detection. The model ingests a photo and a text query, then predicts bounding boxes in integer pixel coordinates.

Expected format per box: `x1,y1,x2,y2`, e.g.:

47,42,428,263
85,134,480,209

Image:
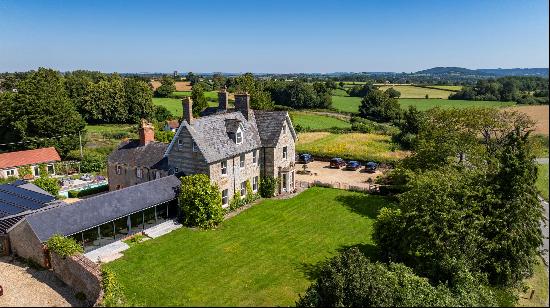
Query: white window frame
222,189,229,207
116,165,122,175
236,127,243,145
192,141,198,152
136,168,143,178
6,169,15,177
177,139,183,148
252,150,258,165
240,154,245,169
221,160,227,175
283,146,288,159
47,164,55,175
252,176,258,192
240,181,246,198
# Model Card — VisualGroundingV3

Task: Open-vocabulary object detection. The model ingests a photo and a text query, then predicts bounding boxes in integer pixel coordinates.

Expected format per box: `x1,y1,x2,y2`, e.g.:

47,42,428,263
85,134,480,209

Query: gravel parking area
0,256,82,307
295,161,384,189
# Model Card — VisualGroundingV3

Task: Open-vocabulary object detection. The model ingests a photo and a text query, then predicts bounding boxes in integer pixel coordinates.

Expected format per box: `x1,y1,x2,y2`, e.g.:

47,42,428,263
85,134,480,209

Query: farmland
377,85,455,99
505,105,549,136
290,112,350,130
106,188,388,306
153,93,219,117
296,132,407,162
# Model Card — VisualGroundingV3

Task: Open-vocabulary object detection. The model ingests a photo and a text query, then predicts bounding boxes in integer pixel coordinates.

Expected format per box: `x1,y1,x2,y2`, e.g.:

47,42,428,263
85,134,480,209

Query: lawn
331,88,348,96
290,112,351,130
377,85,456,99
106,188,388,306
85,124,136,148
536,164,548,200
296,132,407,163
398,98,516,111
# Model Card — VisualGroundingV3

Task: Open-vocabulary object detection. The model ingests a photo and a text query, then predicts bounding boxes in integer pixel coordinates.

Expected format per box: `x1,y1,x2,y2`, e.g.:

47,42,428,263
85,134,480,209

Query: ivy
17,165,32,178
100,267,126,307
46,234,83,258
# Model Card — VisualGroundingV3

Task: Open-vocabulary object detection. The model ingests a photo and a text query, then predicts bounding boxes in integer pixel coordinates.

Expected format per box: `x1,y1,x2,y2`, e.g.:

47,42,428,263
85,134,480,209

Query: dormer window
192,141,198,152
236,127,243,144
177,139,183,148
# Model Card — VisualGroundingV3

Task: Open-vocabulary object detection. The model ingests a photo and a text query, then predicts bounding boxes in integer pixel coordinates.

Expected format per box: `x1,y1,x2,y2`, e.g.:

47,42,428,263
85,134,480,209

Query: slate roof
0,147,61,169
108,140,168,169
21,175,181,242
175,111,262,164
253,110,297,147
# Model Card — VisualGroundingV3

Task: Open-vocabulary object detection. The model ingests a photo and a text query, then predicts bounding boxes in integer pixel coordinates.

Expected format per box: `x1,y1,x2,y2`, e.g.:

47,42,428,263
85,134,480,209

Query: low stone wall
297,180,377,192
50,252,103,306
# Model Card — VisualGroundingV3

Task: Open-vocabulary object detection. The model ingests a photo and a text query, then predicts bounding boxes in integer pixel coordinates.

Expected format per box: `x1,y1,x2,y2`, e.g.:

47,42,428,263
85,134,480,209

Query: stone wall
167,125,209,175
7,220,47,267
107,163,168,191
50,252,104,306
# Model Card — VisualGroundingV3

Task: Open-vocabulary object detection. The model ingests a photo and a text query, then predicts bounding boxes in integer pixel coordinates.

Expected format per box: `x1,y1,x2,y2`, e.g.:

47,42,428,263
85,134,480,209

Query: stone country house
108,89,297,207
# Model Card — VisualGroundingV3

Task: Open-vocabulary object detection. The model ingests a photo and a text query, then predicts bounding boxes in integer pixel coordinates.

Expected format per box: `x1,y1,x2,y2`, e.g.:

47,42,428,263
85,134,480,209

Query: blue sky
0,0,548,73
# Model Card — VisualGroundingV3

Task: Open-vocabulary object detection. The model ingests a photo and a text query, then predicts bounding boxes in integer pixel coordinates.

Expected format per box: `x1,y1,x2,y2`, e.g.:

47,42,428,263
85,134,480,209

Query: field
398,99,516,111
296,132,407,162
85,124,136,148
331,95,362,113
505,105,549,136
425,85,463,91
106,188,387,306
153,95,219,117
150,80,192,91
377,85,456,99
536,164,548,200
290,112,350,130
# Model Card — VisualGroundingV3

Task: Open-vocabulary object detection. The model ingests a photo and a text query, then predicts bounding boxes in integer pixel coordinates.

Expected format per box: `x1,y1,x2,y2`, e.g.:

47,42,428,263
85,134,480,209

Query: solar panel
0,191,45,210
0,184,55,203
0,202,25,217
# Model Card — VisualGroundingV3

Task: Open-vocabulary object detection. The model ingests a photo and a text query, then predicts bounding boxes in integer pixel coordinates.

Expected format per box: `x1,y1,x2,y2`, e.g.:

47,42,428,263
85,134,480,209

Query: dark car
345,160,361,171
298,153,314,164
329,157,346,168
364,161,378,173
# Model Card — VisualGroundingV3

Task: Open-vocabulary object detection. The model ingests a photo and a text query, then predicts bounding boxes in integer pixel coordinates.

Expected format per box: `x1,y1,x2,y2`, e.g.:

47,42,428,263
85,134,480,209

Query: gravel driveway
295,161,383,189
0,256,82,307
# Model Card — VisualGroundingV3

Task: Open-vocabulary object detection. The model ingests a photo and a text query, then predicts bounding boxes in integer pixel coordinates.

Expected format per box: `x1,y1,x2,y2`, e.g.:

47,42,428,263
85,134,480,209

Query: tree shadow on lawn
334,194,389,219
297,243,380,281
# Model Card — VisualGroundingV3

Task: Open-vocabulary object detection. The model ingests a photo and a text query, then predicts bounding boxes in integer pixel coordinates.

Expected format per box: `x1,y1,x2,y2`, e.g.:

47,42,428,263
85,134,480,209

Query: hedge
46,234,83,257
68,184,109,198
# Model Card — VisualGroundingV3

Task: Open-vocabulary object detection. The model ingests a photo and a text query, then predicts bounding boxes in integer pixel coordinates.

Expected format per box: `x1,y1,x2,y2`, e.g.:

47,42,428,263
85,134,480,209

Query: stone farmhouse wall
262,119,296,194
209,149,261,204
168,125,209,175
7,220,47,267
50,252,104,306
107,163,168,190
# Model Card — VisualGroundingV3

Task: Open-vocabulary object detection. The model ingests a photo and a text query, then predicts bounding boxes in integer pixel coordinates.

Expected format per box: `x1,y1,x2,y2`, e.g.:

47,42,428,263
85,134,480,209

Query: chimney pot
182,97,193,124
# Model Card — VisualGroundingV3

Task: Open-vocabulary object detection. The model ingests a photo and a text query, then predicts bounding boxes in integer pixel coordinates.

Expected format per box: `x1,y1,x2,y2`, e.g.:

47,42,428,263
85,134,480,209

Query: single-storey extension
0,147,61,179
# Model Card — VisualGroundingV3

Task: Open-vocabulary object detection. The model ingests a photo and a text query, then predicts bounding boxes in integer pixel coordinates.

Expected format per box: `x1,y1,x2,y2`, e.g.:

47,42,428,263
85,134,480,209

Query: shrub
101,267,126,307
296,247,497,307
0,176,18,185
68,184,108,198
38,163,48,177
259,176,278,198
46,234,83,258
80,152,107,173
33,177,60,196
229,190,245,211
244,180,258,203
17,165,32,178
179,174,223,229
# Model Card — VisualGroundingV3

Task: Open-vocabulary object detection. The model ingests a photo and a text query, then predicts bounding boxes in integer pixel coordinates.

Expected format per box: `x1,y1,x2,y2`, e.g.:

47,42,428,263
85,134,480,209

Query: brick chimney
234,92,251,120
139,119,155,146
218,85,228,111
182,96,193,124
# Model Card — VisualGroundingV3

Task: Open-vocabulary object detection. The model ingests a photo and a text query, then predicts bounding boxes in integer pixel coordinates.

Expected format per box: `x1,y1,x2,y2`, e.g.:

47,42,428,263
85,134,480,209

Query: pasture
290,112,351,130
106,188,388,306
398,99,516,111
296,132,407,163
153,96,219,117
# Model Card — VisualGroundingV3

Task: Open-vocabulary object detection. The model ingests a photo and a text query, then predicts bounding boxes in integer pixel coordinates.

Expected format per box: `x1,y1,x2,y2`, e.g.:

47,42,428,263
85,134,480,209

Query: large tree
8,68,86,156
359,89,401,122
191,84,208,116
155,76,176,97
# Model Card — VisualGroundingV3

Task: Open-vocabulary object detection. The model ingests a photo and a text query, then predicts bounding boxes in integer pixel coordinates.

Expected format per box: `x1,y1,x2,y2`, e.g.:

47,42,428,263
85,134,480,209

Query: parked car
365,161,378,173
329,157,346,168
345,160,361,171
298,153,314,164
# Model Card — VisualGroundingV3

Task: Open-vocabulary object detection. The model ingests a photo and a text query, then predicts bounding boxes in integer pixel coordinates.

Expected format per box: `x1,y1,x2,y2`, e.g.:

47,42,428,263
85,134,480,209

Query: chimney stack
182,96,193,124
234,92,251,120
139,119,155,146
218,85,228,111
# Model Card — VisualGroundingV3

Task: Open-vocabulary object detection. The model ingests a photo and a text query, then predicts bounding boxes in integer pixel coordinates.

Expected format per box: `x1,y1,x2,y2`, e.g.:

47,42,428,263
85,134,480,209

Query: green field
331,88,348,96
536,164,549,200
106,188,387,306
398,99,516,111
331,95,362,113
296,132,407,162
153,96,218,117
425,85,463,91
290,112,350,130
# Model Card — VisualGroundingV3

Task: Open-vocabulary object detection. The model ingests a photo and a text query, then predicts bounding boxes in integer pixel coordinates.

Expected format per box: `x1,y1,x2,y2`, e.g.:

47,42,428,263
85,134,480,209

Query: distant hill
415,67,548,77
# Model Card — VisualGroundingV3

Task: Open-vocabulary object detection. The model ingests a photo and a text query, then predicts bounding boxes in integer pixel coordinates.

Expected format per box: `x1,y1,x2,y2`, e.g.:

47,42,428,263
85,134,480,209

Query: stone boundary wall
50,252,104,306
297,180,377,193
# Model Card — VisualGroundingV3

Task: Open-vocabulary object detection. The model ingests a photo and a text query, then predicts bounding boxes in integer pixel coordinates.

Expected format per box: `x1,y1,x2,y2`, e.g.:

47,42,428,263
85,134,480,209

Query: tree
80,152,107,173
124,78,154,123
348,83,377,97
34,177,60,196
191,84,208,116
10,68,86,156
178,174,224,229
359,89,402,122
392,106,424,150
385,87,401,98
296,248,497,307
153,105,173,122
155,76,176,97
